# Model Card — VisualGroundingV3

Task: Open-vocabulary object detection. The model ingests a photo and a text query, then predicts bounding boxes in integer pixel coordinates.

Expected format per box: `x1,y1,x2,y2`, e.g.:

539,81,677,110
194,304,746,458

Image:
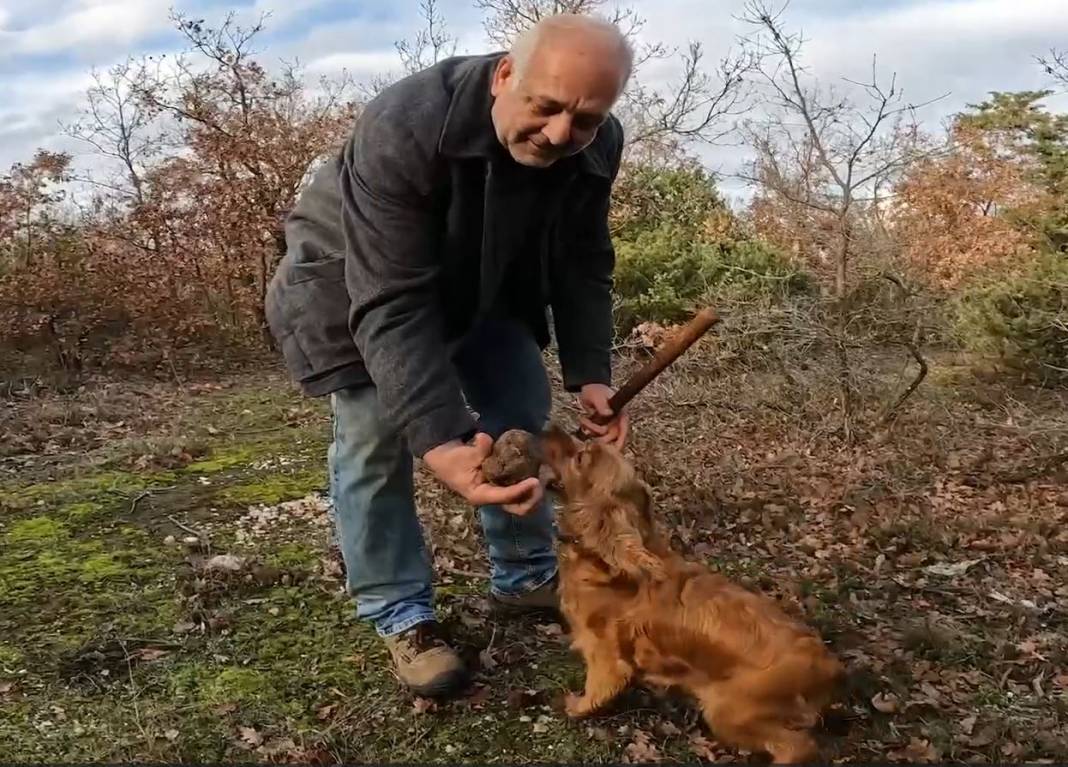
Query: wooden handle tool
575,306,720,439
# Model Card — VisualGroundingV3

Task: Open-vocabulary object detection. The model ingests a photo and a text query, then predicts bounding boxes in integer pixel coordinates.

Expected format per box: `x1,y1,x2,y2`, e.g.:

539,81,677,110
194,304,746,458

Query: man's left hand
577,383,629,449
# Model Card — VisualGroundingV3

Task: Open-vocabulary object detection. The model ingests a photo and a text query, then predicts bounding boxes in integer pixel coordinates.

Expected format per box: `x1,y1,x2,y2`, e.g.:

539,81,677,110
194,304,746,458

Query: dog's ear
598,500,666,581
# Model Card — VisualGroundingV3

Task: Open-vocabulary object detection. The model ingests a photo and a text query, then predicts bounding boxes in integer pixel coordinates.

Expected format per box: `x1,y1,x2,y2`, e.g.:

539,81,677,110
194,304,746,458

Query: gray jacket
265,53,623,457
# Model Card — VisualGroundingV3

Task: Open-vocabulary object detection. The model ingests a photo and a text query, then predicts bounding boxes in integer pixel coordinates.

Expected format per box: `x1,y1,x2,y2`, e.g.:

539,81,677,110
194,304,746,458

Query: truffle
482,429,543,485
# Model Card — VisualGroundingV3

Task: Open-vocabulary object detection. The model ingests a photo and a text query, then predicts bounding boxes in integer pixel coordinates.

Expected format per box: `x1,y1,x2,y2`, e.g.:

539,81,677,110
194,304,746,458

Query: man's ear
490,55,513,97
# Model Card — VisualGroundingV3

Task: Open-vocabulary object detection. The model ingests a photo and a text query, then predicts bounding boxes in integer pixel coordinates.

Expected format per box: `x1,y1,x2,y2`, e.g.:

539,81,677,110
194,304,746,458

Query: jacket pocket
281,257,363,377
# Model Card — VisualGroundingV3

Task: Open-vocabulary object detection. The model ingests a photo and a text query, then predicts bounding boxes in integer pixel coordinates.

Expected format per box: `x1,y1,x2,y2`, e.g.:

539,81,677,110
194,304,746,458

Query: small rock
205,554,245,572
163,535,176,546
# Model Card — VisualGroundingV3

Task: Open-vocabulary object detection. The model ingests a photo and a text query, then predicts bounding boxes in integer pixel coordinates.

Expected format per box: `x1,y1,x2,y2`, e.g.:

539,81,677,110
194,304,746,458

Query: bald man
266,15,633,697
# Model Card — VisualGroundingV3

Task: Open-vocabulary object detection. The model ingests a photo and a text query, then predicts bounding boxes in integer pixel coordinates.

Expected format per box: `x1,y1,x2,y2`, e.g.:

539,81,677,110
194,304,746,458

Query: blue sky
2,0,1066,192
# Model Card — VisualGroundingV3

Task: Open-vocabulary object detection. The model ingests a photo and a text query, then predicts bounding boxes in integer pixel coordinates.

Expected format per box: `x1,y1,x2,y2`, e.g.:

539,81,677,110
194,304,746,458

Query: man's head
490,14,633,168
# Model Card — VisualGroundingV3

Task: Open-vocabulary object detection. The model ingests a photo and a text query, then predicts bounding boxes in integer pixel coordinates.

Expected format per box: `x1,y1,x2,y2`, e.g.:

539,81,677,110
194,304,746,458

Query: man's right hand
423,434,543,516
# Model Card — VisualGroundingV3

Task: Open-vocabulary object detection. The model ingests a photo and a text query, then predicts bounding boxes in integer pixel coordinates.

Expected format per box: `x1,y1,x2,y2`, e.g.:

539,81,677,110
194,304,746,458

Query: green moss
170,665,277,707
0,643,23,668
183,443,270,474
218,468,325,507
264,542,320,570
6,517,68,545
80,553,127,581
59,500,107,521
1,470,177,512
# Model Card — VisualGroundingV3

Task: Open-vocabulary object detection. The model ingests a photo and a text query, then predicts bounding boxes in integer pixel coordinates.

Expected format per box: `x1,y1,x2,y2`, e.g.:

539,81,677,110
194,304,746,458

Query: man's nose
542,112,573,146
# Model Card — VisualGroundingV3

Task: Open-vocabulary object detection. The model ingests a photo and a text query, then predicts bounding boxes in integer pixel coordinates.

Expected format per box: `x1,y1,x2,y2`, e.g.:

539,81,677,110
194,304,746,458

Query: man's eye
574,115,603,131
533,103,559,116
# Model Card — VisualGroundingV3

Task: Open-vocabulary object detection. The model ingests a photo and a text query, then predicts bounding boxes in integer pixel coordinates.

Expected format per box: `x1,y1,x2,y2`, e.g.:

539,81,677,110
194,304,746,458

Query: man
265,14,632,697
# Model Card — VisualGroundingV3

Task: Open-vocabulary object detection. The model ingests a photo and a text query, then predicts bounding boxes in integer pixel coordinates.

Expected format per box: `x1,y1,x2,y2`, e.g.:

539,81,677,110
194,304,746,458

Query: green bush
954,252,1068,379
612,222,809,334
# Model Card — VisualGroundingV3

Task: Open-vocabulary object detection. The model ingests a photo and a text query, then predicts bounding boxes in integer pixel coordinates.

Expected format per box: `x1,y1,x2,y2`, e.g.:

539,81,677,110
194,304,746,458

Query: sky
2,0,1067,201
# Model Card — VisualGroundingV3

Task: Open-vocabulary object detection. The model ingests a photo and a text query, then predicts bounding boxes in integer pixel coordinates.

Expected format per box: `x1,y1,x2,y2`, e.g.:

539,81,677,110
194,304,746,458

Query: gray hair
509,13,634,87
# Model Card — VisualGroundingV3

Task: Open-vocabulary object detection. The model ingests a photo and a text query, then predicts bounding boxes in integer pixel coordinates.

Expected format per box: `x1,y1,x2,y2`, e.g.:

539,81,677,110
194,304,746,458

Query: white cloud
0,0,174,60
1,0,1066,184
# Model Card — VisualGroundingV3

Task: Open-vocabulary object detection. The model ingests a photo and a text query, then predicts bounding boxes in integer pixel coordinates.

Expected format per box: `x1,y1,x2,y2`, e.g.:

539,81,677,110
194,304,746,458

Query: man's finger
578,416,609,436
503,482,544,516
469,476,540,507
472,432,494,457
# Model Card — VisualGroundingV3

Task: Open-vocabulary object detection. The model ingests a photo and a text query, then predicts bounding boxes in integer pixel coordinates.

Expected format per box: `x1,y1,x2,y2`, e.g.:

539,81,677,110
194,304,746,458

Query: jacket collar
438,53,613,179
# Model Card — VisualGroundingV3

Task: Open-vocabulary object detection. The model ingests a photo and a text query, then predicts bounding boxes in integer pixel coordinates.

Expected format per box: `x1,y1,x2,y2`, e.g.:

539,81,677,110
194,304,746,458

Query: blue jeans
327,319,557,637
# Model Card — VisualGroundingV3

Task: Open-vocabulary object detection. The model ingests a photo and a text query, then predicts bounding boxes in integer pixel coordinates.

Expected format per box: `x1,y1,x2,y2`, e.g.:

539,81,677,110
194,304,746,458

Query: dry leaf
316,703,338,721
214,702,238,715
924,559,981,577
624,729,662,764
163,728,179,742
478,646,498,671
657,720,681,737
0,682,14,695
888,737,940,763
960,715,977,736
689,734,719,761
412,697,437,715
967,724,998,748
238,726,263,748
136,648,169,662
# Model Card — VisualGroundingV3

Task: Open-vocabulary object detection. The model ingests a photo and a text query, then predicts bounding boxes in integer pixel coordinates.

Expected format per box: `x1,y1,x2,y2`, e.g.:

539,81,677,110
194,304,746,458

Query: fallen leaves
237,726,263,749
623,729,662,764
887,737,941,763
412,697,437,715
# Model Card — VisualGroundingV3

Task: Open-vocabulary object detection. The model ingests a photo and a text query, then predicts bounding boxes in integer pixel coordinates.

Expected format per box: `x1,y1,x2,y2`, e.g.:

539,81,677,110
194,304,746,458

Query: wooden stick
577,307,720,438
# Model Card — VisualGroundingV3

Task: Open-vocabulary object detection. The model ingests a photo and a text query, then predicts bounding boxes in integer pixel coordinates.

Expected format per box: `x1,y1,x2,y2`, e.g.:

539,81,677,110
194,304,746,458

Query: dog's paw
564,693,590,719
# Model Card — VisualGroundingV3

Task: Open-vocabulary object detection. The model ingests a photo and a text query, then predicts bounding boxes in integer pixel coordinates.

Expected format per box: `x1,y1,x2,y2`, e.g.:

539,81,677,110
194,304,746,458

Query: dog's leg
565,647,633,719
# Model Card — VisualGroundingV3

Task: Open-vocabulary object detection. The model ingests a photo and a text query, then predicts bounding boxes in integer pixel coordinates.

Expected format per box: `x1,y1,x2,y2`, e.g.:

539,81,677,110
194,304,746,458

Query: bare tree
740,0,939,299
1039,48,1068,87
739,1,942,438
62,61,166,207
396,0,458,75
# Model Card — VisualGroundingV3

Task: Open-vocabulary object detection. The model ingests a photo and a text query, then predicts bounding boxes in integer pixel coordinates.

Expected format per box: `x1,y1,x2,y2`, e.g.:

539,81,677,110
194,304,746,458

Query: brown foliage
891,124,1045,290
0,13,359,375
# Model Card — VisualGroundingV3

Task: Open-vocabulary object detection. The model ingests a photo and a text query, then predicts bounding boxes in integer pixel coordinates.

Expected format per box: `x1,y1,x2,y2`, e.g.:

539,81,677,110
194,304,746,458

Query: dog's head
541,424,664,579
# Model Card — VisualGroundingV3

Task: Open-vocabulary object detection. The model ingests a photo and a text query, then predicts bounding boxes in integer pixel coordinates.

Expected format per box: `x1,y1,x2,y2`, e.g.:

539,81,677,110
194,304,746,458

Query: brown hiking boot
382,622,467,697
490,575,560,617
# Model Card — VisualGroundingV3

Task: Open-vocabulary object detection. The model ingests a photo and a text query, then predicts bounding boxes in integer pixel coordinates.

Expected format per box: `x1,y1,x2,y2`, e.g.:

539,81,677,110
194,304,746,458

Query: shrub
611,221,809,334
954,251,1068,380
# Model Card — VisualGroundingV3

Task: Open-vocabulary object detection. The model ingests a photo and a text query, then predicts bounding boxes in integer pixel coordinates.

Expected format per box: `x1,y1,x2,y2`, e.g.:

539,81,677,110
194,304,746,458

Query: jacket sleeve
339,103,476,458
550,120,624,392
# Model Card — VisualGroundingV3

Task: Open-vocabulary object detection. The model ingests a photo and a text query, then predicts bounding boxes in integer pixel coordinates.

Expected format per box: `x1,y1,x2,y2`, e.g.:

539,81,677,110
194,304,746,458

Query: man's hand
423,434,544,516
577,383,629,448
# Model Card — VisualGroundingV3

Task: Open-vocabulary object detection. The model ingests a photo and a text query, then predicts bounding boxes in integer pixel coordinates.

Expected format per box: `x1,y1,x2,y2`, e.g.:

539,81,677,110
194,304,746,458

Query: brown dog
542,425,844,764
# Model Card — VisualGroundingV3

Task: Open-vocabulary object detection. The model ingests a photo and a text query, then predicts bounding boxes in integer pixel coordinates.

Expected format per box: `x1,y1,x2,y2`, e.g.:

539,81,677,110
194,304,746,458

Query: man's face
490,37,625,168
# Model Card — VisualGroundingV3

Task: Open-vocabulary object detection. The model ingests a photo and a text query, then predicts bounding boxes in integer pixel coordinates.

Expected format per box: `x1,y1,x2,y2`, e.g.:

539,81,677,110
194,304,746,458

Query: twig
129,491,153,513
439,565,489,580
167,514,208,540
881,341,929,424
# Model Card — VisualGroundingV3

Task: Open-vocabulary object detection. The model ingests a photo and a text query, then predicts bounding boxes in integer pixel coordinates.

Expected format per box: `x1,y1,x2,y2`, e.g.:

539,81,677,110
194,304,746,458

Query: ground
1,347,1067,763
